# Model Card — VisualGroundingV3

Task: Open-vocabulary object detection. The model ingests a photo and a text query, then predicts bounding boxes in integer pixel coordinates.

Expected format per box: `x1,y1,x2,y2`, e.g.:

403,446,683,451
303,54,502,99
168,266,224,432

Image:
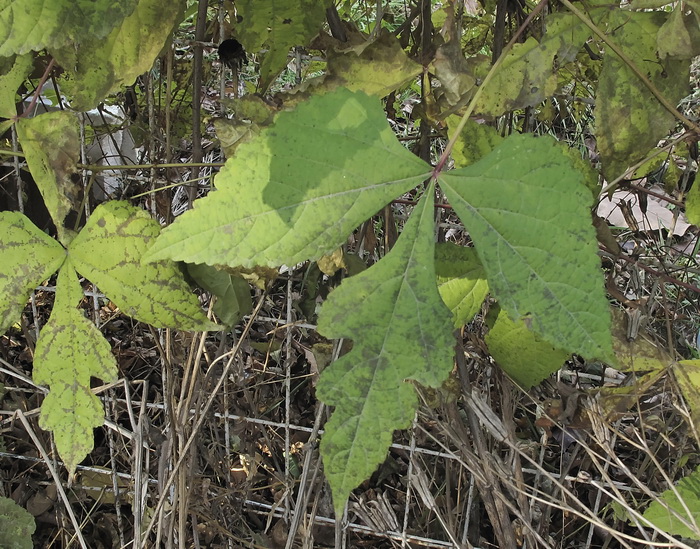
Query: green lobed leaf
16,111,81,240
435,243,489,327
316,182,455,515
33,263,118,474
187,263,253,327
474,13,590,117
485,306,570,389
145,88,431,268
0,0,138,56
69,201,216,331
0,53,32,118
53,0,185,111
0,496,35,549
0,211,66,334
235,0,331,91
594,11,690,179
643,466,700,540
438,134,613,361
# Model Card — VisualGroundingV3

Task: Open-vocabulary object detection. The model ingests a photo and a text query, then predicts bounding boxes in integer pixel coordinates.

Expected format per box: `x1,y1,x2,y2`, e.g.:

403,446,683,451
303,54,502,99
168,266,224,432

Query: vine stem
432,0,550,177
558,0,700,135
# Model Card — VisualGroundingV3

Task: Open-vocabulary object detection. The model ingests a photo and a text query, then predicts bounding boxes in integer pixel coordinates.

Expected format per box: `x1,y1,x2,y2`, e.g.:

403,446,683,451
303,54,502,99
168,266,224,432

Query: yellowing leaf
54,0,185,110
475,13,590,116
69,201,216,330
0,211,66,334
235,0,331,91
439,134,612,360
643,466,700,540
146,88,430,268
0,53,32,118
33,264,118,474
594,11,689,179
485,306,570,389
435,243,489,327
675,360,700,429
319,30,422,98
16,111,81,240
0,0,138,56
316,182,454,514
446,117,503,168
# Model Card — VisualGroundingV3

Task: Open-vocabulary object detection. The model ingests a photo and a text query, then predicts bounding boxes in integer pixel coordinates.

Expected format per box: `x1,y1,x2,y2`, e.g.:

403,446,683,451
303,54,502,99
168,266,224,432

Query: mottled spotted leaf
0,211,66,334
69,201,217,330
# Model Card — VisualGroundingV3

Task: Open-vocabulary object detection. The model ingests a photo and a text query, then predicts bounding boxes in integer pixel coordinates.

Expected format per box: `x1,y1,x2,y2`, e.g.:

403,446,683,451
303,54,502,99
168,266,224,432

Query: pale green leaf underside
146,88,430,268
435,243,489,327
0,211,65,334
16,111,80,238
439,134,612,360
69,201,216,331
33,265,117,474
486,306,570,389
54,0,185,111
643,466,700,540
0,0,137,56
316,183,455,515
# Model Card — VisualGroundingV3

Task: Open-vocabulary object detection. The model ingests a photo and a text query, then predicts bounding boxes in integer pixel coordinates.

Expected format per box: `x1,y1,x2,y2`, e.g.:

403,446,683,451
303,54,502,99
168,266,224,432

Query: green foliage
234,0,332,91
0,0,138,56
0,212,66,334
594,10,690,179
643,466,700,540
187,263,253,327
144,89,430,268
475,13,591,116
316,182,454,515
0,496,35,549
435,243,489,327
0,200,215,473
16,111,80,241
0,53,32,117
439,135,613,361
485,307,570,389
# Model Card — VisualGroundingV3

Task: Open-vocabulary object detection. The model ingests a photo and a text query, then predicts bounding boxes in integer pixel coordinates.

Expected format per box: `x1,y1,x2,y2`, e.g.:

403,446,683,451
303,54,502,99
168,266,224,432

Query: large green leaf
594,11,690,179
438,134,612,361
16,111,80,241
0,496,35,549
53,0,185,111
0,211,66,334
145,88,431,268
316,182,454,515
235,0,331,91
33,263,118,474
187,263,253,327
643,466,700,540
0,0,137,56
69,201,216,331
